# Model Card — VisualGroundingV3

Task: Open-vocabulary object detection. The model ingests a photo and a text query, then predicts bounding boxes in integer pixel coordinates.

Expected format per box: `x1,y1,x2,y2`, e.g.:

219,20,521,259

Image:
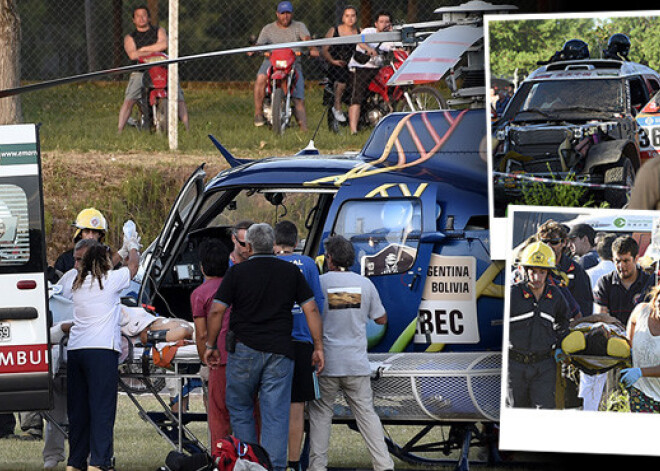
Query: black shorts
291,340,316,403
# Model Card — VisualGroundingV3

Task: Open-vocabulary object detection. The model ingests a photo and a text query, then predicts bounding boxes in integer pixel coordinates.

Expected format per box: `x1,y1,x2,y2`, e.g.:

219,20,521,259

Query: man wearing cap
507,241,570,409
252,1,319,131
568,223,599,270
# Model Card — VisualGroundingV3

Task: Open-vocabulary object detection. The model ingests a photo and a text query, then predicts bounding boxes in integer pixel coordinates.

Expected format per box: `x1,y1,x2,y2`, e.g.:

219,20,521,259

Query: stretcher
119,341,209,456
49,292,209,456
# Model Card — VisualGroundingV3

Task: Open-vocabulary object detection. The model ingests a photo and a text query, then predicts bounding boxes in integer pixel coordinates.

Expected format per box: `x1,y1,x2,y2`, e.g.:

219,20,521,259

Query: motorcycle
262,48,300,136
134,52,169,133
324,49,446,133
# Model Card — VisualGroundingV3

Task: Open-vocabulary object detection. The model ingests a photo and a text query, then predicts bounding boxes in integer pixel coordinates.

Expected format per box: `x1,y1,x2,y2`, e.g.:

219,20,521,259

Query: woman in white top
66,241,139,471
622,284,660,412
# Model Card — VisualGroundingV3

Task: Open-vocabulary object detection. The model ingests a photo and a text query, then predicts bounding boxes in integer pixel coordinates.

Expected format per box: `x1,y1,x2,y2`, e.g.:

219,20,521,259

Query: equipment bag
212,435,272,471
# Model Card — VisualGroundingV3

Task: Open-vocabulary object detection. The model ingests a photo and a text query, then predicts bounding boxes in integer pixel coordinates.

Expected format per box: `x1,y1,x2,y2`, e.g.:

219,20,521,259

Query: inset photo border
484,10,660,259
500,205,660,456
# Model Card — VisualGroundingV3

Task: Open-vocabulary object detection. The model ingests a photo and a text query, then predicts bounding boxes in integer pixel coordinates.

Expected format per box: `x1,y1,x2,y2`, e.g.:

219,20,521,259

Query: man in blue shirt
274,221,324,471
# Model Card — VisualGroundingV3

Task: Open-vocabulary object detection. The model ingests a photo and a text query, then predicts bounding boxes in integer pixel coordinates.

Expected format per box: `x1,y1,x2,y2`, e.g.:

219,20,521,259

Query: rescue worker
537,220,593,318
54,208,123,279
507,241,570,409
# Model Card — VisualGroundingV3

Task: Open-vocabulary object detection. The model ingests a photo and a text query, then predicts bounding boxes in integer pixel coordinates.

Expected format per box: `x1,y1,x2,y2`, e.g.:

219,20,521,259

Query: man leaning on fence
204,223,324,471
117,4,189,133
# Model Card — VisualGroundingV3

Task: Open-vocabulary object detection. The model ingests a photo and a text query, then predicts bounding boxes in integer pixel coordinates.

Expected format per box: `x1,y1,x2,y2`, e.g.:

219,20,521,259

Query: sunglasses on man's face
541,238,563,246
234,234,247,247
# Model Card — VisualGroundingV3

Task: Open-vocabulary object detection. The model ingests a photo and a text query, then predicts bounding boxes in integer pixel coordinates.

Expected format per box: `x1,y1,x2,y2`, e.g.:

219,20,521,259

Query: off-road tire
603,157,635,208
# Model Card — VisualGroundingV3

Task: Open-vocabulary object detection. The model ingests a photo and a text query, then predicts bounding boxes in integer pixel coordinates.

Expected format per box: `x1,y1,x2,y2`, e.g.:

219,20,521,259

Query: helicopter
0,2,516,470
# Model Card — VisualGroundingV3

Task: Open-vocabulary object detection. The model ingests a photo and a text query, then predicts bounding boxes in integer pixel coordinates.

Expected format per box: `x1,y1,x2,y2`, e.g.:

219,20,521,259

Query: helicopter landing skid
339,421,502,471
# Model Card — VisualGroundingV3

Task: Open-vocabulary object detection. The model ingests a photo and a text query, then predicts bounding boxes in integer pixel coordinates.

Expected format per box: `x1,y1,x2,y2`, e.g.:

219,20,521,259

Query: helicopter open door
137,164,206,310
322,180,439,353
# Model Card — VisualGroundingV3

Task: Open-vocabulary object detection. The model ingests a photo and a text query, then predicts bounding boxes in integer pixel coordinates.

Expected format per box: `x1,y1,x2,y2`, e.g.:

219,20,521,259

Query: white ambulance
0,124,50,412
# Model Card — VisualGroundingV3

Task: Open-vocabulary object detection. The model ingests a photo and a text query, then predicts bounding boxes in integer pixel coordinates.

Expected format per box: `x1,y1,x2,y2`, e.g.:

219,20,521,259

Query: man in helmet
507,241,570,409
53,208,122,279
603,33,631,61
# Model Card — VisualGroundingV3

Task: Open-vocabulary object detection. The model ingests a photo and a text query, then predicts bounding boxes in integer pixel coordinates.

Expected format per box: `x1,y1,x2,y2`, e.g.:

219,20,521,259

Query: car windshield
514,79,625,118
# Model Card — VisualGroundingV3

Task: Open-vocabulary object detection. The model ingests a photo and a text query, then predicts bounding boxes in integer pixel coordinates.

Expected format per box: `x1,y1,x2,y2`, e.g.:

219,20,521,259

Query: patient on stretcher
119,305,194,345
561,313,631,374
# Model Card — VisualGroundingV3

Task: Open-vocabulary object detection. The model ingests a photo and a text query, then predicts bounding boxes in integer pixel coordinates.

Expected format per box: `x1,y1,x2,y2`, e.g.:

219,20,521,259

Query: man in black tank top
117,5,189,132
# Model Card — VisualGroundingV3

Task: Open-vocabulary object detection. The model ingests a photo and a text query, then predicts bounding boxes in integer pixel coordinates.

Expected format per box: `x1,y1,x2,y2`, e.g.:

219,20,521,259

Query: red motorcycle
135,52,169,133
262,48,300,136
325,49,446,133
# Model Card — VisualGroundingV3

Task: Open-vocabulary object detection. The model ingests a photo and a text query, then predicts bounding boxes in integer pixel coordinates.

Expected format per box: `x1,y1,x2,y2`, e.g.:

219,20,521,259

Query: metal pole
168,0,179,150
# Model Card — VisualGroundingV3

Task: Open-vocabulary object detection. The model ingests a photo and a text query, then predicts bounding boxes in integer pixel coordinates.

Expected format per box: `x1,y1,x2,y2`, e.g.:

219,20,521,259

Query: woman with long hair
621,283,660,412
66,239,139,471
321,5,359,123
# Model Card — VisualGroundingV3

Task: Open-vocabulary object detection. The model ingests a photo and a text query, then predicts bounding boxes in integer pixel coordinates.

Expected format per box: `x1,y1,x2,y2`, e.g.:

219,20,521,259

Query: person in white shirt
65,239,139,471
580,233,623,411
307,235,394,471
586,233,617,291
347,10,394,134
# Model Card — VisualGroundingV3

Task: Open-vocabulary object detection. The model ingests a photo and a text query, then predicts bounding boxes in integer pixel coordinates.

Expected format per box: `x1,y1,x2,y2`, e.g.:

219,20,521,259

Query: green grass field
0,393,492,471
21,81,370,156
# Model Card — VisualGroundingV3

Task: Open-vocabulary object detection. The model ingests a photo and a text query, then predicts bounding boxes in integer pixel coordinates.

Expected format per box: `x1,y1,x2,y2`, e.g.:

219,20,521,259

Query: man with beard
594,236,654,325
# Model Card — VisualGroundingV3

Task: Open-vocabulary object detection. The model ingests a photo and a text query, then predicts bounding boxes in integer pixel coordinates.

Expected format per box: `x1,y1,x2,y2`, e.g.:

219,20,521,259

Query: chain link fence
19,0,538,84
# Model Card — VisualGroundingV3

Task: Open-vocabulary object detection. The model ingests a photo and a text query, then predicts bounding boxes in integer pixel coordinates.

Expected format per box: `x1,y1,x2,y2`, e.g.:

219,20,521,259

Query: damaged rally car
491,36,660,216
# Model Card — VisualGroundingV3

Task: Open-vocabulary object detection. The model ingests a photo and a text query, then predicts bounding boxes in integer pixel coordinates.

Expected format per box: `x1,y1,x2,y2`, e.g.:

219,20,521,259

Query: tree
0,0,22,124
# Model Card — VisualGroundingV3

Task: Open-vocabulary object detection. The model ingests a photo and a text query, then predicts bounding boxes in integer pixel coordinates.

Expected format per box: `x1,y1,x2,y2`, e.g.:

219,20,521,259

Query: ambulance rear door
0,124,50,412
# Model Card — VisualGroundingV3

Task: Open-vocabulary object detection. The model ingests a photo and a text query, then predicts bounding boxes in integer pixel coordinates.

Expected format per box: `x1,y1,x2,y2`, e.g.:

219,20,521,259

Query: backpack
212,435,272,471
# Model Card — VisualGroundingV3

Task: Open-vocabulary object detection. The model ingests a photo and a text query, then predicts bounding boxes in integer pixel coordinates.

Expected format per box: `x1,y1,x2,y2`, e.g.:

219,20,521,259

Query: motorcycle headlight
275,60,288,68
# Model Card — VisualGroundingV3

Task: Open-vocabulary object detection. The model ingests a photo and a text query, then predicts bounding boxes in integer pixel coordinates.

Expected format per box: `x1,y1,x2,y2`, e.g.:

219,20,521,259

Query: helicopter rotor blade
387,25,483,86
0,22,451,99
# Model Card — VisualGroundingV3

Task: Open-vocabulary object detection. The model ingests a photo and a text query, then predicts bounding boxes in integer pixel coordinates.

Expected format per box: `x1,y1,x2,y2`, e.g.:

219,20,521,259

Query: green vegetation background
488,16,660,80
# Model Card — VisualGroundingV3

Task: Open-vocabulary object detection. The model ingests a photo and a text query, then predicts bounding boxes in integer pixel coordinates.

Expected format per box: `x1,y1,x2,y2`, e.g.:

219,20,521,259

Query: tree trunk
0,0,22,124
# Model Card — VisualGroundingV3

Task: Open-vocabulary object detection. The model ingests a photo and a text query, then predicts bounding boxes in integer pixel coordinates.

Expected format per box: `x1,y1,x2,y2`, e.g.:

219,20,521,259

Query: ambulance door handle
0,307,38,320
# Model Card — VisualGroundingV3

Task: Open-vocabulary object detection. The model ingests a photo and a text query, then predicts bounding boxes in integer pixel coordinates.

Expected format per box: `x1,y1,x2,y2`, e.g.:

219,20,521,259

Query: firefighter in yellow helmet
53,208,113,278
507,241,570,409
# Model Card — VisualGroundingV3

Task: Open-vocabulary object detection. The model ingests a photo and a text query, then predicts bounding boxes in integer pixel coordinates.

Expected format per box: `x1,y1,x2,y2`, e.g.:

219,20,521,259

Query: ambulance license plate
0,322,10,341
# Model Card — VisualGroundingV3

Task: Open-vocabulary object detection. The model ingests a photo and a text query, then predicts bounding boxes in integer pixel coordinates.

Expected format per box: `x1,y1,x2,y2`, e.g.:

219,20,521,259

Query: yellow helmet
518,241,556,269
72,207,107,239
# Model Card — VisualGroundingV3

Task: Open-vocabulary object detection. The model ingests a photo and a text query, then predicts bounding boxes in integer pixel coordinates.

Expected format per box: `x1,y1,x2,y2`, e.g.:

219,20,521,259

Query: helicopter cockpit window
333,199,421,276
204,188,331,255
0,185,30,266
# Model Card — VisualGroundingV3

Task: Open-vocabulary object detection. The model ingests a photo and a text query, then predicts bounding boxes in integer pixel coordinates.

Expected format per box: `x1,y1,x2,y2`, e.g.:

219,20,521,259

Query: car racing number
637,115,660,160
414,254,479,344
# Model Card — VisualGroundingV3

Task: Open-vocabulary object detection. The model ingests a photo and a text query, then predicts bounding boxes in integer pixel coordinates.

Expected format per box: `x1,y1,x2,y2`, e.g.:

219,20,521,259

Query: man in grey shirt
251,1,318,131
308,235,394,471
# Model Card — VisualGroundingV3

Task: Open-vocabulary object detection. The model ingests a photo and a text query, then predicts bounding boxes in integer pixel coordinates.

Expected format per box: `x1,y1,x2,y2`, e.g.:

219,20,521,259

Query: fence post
168,0,179,150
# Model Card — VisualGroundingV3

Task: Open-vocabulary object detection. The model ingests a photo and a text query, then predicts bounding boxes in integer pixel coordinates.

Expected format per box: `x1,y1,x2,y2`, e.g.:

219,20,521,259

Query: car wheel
603,157,635,207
